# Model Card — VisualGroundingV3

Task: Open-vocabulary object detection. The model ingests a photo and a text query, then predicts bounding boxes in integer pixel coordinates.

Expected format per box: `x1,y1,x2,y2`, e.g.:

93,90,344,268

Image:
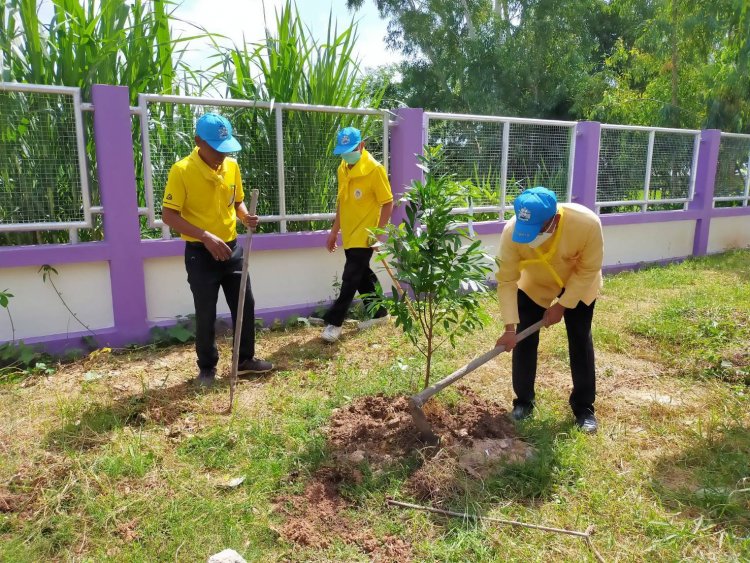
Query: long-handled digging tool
228,189,259,412
385,499,605,562
376,250,419,320
408,318,546,443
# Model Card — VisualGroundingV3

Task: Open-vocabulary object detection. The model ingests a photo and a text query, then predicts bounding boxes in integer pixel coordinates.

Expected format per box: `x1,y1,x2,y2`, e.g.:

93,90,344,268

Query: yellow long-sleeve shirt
496,203,604,325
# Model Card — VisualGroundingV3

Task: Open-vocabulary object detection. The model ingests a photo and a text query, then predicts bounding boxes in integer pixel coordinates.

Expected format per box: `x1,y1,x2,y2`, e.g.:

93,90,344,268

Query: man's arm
234,201,259,231
326,203,341,252
378,201,393,229
162,208,232,261
495,226,522,351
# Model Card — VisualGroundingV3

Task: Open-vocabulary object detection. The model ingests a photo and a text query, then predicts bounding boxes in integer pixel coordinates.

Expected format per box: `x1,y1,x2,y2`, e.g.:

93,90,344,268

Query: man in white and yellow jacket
495,187,603,433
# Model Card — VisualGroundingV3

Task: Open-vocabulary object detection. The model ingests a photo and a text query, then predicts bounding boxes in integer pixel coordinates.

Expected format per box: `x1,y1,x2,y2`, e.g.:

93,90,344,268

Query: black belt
186,239,236,248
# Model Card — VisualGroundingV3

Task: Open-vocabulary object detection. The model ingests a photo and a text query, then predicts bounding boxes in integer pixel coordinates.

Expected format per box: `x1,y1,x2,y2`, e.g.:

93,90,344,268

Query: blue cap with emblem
512,187,558,244
333,126,362,155
196,113,241,153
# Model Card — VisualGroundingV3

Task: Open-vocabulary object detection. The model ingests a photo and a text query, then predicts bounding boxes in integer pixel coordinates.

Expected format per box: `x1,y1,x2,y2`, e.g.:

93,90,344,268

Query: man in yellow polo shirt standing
320,126,394,342
495,187,603,433
162,113,272,386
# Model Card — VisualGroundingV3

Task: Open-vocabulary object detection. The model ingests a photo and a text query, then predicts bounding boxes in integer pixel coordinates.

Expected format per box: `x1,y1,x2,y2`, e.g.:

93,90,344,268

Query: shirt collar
189,146,229,183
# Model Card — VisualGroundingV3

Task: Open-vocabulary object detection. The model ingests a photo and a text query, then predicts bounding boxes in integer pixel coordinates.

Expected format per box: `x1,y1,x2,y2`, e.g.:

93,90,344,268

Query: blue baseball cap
196,113,241,153
333,126,361,155
512,187,558,243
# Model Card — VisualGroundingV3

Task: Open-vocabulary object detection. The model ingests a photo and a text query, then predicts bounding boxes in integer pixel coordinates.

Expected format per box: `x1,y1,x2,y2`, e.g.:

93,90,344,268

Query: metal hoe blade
408,319,545,442
408,397,440,444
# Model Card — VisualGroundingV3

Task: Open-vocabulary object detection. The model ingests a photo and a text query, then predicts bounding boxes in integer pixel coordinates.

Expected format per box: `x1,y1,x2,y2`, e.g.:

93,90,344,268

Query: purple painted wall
2,84,749,355
388,108,425,225
689,129,721,255
92,85,151,346
571,121,601,210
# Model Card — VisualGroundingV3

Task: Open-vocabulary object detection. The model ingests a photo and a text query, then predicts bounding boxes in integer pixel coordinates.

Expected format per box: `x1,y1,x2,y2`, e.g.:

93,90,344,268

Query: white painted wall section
143,247,393,322
0,263,114,341
602,221,696,266
707,215,750,253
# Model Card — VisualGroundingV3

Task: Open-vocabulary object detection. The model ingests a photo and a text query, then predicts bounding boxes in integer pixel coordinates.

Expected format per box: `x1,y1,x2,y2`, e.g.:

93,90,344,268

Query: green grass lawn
1,250,749,561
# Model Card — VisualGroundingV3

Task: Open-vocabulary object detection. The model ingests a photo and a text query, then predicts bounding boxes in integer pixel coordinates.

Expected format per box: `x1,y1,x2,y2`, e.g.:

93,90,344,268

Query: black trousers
322,247,387,327
512,289,596,417
185,241,255,370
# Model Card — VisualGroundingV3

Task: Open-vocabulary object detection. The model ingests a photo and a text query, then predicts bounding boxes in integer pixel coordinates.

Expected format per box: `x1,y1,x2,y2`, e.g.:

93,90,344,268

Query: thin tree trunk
424,292,434,389
460,0,477,40
424,333,432,390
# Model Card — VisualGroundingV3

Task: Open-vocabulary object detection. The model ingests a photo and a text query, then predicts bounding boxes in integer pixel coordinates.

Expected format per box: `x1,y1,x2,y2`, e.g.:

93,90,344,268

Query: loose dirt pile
276,388,534,557
274,467,413,561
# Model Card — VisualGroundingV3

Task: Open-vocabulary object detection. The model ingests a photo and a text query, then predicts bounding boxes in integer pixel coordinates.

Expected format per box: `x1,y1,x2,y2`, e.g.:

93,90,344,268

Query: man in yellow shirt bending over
495,187,603,433
162,113,273,386
320,126,394,342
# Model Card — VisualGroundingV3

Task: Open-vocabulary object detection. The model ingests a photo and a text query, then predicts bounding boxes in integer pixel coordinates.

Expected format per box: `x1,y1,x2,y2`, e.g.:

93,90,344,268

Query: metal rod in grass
228,189,259,413
386,499,606,563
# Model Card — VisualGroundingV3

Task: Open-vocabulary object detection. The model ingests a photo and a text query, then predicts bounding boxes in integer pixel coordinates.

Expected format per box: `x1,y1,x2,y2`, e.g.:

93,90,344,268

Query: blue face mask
342,150,361,165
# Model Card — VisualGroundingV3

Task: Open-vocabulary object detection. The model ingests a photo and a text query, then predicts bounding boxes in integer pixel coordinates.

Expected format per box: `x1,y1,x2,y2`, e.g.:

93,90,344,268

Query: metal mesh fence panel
649,132,696,203
506,123,572,205
427,120,503,211
143,102,278,221
598,126,698,211
141,98,387,234
282,109,384,232
426,117,573,219
0,89,87,228
714,135,750,206
597,128,649,206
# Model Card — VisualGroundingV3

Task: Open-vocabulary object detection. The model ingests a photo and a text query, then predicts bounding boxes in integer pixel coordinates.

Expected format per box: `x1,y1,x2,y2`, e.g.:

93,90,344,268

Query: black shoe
511,403,533,421
575,413,598,434
237,358,273,376
195,367,217,387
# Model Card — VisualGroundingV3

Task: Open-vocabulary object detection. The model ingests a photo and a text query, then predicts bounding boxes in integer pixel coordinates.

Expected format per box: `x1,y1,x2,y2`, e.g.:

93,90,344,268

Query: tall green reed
0,0,197,245
217,0,385,232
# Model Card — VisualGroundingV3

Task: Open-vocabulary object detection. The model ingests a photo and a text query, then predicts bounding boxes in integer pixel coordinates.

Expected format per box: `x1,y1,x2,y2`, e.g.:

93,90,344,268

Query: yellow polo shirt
337,149,393,249
162,147,244,242
495,203,604,325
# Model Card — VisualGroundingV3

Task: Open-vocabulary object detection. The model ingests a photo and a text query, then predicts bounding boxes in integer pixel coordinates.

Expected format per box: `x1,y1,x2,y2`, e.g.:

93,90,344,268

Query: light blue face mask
342,150,361,165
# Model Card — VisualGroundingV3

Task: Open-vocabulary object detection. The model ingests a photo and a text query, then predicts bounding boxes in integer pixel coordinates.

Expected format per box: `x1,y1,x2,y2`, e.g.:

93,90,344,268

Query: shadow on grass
43,374,273,452
264,333,358,370
650,424,750,531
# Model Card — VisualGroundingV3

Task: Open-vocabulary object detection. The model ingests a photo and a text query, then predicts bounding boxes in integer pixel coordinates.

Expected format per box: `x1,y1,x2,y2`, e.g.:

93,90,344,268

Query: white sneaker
321,324,343,342
357,315,391,331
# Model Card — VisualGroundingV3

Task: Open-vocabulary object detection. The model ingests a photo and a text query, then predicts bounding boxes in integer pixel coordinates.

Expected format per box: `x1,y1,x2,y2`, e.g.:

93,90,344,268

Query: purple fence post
570,121,601,210
689,129,721,256
91,85,150,345
388,108,425,225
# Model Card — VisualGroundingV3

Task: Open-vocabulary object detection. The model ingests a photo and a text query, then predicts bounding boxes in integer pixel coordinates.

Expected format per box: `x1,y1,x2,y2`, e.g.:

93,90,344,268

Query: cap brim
206,136,242,153
333,142,358,155
512,221,544,244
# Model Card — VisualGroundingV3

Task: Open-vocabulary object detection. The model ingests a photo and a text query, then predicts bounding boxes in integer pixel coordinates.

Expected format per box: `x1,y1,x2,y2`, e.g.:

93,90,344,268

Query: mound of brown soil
276,388,534,554
325,387,522,469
